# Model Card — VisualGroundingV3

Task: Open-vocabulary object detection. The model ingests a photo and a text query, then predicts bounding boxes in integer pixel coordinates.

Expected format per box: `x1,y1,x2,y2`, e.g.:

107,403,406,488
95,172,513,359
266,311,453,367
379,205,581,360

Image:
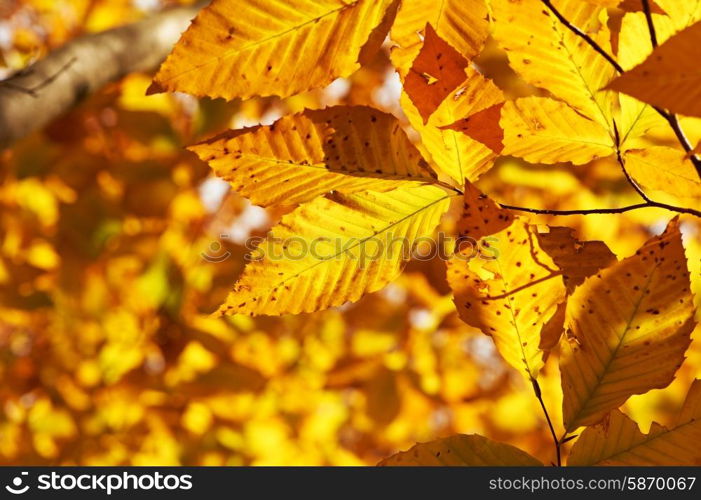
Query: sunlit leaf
568,380,701,465
624,147,701,211
448,214,566,380
560,218,695,431
151,0,395,99
190,106,438,207
402,67,504,183
501,97,615,165
608,21,701,118
216,185,452,316
378,434,543,466
491,0,617,128
389,0,489,74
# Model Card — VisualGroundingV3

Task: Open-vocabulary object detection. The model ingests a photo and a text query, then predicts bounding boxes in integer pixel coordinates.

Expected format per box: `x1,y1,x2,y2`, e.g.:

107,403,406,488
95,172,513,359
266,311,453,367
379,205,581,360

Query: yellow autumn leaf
560,218,696,432
151,0,394,100
378,434,543,466
585,0,664,12
608,21,701,118
448,216,566,381
615,12,675,151
501,97,615,165
389,0,489,75
404,23,468,123
491,0,617,128
568,379,701,465
402,66,503,183
216,185,452,316
624,147,701,211
441,103,504,154
190,106,438,207
536,227,617,350
655,0,701,31
536,226,617,294
618,0,666,14
583,0,620,6
618,13,675,70
454,182,514,241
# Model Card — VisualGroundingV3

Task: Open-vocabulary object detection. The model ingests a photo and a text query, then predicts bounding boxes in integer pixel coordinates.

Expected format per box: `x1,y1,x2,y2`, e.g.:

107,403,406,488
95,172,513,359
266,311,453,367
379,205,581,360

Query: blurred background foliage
0,0,700,465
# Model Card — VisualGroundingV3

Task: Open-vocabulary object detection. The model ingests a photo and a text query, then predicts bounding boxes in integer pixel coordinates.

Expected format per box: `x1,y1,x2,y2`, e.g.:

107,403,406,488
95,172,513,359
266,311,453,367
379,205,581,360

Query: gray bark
0,4,202,149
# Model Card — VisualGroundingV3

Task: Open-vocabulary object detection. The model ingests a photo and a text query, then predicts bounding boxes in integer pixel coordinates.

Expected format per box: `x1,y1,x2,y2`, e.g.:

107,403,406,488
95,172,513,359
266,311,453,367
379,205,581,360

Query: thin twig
639,1,701,175
501,201,701,217
531,378,561,467
500,202,648,216
613,120,652,202
540,0,623,73
653,107,699,174
446,184,701,217
613,139,701,220
641,0,658,48
539,0,701,178
0,57,77,97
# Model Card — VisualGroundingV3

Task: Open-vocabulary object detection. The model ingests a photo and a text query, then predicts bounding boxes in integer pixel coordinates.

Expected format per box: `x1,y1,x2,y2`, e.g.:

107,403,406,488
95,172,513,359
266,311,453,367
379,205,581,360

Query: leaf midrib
495,257,538,380
593,416,700,465
253,191,456,297
551,14,613,133
566,261,660,432
161,0,362,83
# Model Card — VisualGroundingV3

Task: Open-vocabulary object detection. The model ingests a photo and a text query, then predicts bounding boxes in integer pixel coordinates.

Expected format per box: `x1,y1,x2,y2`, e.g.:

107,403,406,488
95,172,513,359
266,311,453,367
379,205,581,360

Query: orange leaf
404,23,468,124
537,226,617,294
379,434,543,466
560,218,695,431
607,21,701,118
441,103,505,154
456,182,514,241
536,227,617,350
618,0,665,14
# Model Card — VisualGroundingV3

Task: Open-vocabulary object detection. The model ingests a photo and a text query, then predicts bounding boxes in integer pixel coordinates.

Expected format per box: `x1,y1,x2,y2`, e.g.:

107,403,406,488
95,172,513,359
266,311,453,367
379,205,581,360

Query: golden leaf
560,218,696,432
448,217,566,380
378,434,543,466
624,147,701,211
582,0,620,6
501,97,615,165
150,0,394,99
608,21,701,118
568,380,701,465
402,67,504,183
441,103,505,154
655,0,701,31
615,12,675,150
491,0,617,128
404,23,468,123
216,185,452,316
536,227,617,350
389,0,489,75
190,106,437,207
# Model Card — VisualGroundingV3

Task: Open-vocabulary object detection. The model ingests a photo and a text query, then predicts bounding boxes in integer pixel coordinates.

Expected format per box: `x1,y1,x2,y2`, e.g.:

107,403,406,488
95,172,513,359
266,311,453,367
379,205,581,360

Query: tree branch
499,202,649,216
531,377,561,466
500,201,701,218
540,0,623,73
0,4,203,150
639,1,701,176
613,120,652,202
642,0,659,47
539,0,701,178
